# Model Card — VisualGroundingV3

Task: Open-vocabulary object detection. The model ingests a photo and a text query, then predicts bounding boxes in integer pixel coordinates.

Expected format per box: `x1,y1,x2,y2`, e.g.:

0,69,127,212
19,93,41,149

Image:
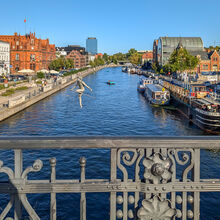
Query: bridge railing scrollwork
0,136,220,219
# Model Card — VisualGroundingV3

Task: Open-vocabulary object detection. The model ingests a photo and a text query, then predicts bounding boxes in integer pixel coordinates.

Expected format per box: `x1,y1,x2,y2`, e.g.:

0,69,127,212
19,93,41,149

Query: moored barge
144,84,170,106
163,78,220,133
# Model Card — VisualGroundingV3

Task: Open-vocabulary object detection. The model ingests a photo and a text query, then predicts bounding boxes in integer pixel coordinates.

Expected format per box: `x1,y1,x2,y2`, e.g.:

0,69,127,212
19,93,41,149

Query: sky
1,0,220,54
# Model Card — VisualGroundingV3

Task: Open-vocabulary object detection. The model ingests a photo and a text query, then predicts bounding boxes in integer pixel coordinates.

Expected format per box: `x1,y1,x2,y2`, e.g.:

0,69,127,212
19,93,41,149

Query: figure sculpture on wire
71,76,92,108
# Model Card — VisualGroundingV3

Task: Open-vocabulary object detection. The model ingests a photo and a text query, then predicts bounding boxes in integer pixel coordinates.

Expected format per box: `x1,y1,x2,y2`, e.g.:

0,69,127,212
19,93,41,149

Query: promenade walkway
0,64,118,122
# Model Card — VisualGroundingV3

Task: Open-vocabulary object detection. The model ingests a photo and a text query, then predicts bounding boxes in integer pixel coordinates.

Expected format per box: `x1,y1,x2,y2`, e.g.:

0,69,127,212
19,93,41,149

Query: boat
162,78,220,133
137,78,153,93
122,67,127,72
144,84,170,105
107,80,115,85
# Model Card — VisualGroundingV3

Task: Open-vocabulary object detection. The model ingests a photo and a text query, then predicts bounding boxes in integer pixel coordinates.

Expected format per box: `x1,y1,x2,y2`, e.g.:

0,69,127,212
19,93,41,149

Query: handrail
0,136,220,149
0,136,220,219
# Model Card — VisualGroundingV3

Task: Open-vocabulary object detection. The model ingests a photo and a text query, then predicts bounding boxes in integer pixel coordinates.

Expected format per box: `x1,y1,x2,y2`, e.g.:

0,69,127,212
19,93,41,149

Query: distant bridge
117,60,130,65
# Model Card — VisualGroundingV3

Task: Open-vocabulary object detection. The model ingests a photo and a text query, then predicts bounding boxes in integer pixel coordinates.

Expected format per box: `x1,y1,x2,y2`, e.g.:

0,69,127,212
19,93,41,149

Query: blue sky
1,0,220,54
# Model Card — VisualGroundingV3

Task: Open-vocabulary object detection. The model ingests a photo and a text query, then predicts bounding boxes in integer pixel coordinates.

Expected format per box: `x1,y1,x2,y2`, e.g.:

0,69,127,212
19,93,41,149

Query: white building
0,40,10,76
55,47,67,58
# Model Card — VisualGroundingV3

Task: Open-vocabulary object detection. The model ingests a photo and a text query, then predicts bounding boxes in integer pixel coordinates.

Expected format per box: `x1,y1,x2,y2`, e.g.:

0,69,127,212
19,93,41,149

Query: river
0,67,219,219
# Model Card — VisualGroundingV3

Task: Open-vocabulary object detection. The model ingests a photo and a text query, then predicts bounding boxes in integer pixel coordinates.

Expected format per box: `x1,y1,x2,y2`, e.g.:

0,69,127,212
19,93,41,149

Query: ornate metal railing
0,136,220,220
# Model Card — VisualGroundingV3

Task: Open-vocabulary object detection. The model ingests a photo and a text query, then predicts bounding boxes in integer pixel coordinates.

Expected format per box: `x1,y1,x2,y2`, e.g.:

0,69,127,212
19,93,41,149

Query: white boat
144,84,170,105
137,78,154,93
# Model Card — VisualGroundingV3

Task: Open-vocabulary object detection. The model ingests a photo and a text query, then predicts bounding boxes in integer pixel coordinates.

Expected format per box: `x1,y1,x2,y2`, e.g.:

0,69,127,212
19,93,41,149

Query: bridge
0,136,220,219
117,60,131,65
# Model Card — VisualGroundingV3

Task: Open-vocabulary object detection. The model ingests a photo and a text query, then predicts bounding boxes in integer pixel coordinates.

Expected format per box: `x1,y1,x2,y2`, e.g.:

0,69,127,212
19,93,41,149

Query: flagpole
24,17,26,35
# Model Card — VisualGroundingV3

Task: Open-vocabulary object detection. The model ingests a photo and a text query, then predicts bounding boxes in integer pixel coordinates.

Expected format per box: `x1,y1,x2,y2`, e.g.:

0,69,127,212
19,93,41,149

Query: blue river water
0,67,219,219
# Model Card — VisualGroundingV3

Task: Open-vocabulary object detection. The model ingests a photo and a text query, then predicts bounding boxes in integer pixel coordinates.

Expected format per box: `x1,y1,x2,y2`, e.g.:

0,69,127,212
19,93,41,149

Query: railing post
193,149,200,220
110,149,117,220
80,157,86,220
14,149,23,220
50,158,57,220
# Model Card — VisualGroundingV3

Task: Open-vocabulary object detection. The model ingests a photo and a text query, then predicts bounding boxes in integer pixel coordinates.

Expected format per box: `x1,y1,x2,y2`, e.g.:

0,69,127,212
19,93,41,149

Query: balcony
0,136,220,219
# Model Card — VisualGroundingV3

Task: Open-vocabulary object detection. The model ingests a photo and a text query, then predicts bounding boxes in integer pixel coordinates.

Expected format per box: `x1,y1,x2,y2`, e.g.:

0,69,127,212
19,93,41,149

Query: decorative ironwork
0,137,219,219
143,153,172,184
137,195,176,220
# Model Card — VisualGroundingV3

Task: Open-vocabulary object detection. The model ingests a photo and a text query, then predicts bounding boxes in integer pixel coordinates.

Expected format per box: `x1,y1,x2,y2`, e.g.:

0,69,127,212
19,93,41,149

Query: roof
0,40,9,44
160,37,204,51
190,51,209,60
146,84,164,92
190,50,220,60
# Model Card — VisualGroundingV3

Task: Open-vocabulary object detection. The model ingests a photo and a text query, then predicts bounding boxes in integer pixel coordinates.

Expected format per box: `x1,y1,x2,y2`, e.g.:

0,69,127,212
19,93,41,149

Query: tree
127,48,137,57
103,53,109,63
37,72,44,79
167,47,199,73
152,62,160,73
49,57,74,71
129,52,142,65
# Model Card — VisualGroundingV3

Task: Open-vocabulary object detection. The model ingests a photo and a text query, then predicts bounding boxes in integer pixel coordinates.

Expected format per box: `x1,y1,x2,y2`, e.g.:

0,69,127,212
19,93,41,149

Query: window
16,54,19,61
213,64,218,71
213,57,218,61
202,64,208,70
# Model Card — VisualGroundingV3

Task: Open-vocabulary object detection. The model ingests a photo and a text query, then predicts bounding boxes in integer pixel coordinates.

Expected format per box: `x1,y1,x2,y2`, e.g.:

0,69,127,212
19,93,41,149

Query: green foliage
206,46,220,51
103,53,109,62
37,72,45,79
15,86,28,91
127,48,137,57
152,62,160,73
2,89,15,96
0,84,5,90
166,47,199,73
90,57,105,67
128,52,142,65
49,57,74,71
1,86,28,96
63,67,89,76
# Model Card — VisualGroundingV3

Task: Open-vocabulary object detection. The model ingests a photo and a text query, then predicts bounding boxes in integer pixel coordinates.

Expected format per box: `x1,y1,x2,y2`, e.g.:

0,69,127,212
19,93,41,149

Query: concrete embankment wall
0,65,118,122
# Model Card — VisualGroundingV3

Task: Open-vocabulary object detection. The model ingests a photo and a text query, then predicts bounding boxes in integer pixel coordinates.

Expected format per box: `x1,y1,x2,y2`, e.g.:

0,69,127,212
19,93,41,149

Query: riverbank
0,64,118,122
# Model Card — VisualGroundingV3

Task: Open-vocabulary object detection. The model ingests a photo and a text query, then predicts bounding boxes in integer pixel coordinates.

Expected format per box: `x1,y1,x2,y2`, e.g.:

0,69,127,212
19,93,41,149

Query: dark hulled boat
163,78,220,133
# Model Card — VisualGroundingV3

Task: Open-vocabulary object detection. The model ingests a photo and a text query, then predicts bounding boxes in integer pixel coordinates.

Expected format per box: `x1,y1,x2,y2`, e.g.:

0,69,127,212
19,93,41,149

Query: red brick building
66,50,86,69
0,32,56,74
142,51,153,64
95,53,103,59
190,50,220,73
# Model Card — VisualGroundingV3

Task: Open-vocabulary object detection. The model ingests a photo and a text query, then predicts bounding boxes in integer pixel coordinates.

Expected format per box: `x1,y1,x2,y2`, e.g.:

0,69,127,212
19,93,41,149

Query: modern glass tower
86,37,97,55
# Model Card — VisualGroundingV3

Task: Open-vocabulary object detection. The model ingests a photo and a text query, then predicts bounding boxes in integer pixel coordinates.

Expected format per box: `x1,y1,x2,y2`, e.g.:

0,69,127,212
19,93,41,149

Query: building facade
153,39,158,64
141,51,153,64
0,41,10,76
154,37,204,65
86,38,97,55
56,45,90,65
66,50,86,69
189,50,220,73
0,32,56,74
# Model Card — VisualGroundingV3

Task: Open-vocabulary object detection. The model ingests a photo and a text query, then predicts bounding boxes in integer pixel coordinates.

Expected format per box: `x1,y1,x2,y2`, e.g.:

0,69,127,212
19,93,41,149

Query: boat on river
106,80,115,85
137,78,154,93
144,84,170,106
163,78,220,133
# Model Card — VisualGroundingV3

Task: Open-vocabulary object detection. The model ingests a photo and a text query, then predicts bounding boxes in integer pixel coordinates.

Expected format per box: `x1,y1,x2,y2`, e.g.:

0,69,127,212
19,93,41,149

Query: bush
63,67,89,76
0,84,5,90
15,86,28,91
2,89,15,96
37,72,45,79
